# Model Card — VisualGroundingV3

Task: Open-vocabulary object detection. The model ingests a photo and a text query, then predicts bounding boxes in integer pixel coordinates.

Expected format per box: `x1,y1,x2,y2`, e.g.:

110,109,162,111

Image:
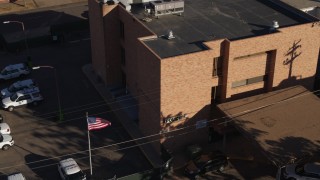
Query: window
17,95,31,101
231,80,247,88
120,21,124,39
232,75,266,88
121,47,126,66
17,96,24,101
234,52,266,60
25,95,31,100
247,76,264,84
10,94,18,101
213,57,222,77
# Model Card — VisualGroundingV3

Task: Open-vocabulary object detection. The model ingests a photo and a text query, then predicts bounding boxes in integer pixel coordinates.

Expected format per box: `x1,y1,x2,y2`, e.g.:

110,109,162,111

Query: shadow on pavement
24,152,58,179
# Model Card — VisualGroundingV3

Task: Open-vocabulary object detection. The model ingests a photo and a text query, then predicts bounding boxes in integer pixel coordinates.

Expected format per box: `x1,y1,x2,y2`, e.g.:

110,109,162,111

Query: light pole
32,66,63,121
3,21,29,59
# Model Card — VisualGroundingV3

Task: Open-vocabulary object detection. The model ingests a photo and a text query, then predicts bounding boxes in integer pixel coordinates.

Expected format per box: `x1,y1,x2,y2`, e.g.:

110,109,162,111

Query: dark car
184,150,228,178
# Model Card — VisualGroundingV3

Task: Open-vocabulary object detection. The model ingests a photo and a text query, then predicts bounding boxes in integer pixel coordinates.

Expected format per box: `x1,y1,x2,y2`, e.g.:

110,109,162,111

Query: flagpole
87,112,93,176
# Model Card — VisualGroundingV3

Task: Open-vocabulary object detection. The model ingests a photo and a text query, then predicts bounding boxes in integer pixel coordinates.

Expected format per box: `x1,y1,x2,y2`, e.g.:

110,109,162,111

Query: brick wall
88,0,108,84
227,23,320,99
90,2,320,151
118,6,155,94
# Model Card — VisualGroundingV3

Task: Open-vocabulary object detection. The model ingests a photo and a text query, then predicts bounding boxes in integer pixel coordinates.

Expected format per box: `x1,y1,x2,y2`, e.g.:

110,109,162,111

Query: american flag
87,117,111,131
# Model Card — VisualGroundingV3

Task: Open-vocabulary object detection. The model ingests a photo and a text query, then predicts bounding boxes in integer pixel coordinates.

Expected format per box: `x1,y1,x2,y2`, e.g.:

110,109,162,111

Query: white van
2,87,43,111
1,79,36,98
0,123,11,134
0,63,30,80
0,134,14,150
58,158,86,180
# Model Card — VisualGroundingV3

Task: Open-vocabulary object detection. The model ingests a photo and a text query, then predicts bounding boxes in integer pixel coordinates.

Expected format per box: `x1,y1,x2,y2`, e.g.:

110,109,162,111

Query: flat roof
131,0,313,58
280,0,320,9
217,86,320,166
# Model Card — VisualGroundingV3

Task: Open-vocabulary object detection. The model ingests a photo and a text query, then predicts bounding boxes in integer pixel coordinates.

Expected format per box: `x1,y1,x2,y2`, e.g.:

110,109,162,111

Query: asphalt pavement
0,34,152,179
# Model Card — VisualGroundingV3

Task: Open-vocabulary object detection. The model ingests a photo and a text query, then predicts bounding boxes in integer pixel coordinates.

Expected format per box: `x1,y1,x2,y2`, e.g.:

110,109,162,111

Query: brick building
88,0,320,153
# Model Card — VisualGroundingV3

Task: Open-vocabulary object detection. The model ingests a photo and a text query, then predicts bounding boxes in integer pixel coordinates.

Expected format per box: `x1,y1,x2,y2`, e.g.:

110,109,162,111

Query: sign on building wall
196,119,207,129
164,114,187,124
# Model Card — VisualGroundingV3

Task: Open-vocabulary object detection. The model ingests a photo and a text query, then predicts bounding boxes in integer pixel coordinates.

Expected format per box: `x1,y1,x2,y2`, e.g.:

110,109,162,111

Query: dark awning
217,86,320,166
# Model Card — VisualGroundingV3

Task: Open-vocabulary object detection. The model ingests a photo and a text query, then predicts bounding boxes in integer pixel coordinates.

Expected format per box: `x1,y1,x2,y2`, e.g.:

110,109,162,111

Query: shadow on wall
283,39,302,79
161,105,211,153
229,38,313,101
230,88,266,101
229,76,314,101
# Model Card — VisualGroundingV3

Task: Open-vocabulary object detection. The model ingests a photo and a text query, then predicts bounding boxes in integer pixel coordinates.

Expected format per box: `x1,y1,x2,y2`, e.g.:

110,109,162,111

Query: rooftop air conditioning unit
150,0,184,18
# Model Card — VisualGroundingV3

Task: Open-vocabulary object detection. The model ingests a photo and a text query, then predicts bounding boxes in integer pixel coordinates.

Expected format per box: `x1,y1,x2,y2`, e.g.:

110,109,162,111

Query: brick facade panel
229,53,268,82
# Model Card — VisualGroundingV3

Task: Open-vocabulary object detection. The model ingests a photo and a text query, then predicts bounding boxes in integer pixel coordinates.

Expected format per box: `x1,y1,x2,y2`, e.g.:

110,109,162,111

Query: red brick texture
89,1,320,151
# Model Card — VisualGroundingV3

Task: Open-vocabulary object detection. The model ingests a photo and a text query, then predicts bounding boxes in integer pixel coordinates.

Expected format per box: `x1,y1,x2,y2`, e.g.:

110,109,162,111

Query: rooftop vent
272,21,279,29
270,20,279,32
101,0,118,4
100,0,121,5
166,30,175,39
150,0,184,18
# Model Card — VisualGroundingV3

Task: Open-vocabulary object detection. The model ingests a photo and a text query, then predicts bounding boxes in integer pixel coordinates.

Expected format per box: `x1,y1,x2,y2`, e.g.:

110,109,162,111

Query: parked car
58,158,86,180
0,134,14,150
2,87,43,111
0,123,10,134
0,114,3,123
184,150,228,178
277,162,320,180
7,172,26,180
1,79,37,98
0,63,30,81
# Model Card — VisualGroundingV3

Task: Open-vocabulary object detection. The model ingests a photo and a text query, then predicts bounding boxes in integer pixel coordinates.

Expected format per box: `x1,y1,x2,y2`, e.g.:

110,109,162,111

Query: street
0,32,151,179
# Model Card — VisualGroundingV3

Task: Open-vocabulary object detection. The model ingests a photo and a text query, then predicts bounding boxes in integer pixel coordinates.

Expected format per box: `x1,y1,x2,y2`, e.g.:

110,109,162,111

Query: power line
0,128,197,173
4,66,298,129
32,87,161,119
1,87,318,172
12,85,320,136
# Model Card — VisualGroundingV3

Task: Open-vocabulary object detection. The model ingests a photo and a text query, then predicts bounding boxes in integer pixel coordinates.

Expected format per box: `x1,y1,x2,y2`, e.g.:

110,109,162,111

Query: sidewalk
82,64,164,169
81,65,270,179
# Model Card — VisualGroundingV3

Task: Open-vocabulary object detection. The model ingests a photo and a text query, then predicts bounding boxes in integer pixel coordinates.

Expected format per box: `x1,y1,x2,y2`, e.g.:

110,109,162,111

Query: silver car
277,162,320,180
0,134,14,150
0,123,11,134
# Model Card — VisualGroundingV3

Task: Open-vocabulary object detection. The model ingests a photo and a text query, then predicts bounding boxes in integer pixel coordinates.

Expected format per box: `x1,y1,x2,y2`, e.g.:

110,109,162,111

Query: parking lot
0,32,151,179
0,30,280,180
